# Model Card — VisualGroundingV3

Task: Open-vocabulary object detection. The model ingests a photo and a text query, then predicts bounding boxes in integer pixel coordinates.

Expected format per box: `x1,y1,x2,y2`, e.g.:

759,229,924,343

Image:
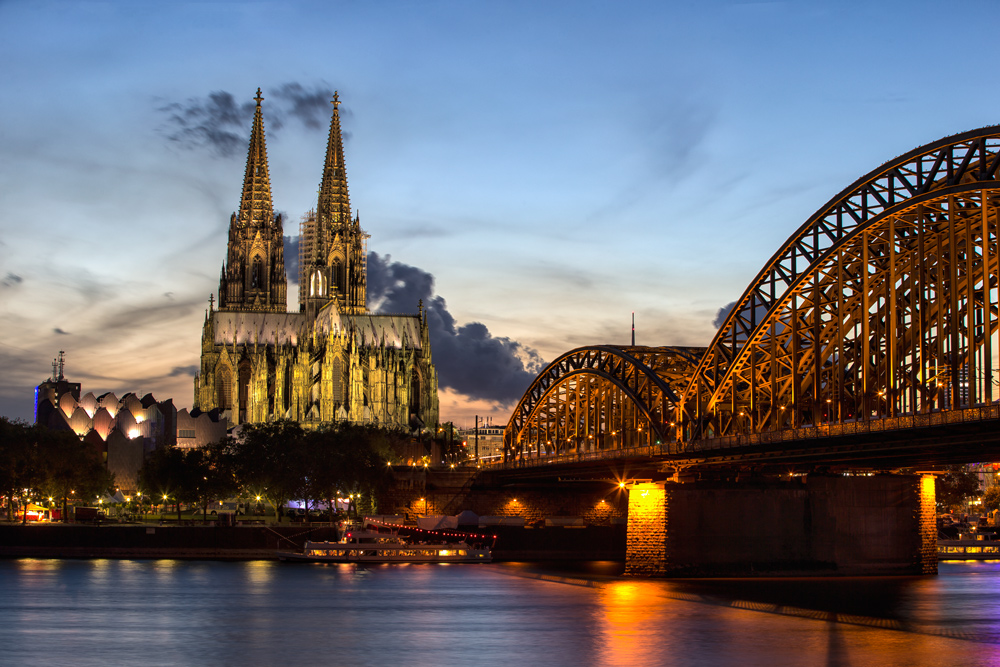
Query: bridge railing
486,442,678,470
490,405,1000,470
692,405,1000,452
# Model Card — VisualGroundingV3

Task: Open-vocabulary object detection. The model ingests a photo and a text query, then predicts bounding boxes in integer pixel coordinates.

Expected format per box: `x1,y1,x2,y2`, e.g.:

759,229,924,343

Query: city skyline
4,1,1000,426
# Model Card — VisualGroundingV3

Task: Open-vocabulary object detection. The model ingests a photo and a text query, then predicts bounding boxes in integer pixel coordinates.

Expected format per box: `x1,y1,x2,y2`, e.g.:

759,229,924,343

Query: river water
2,558,999,666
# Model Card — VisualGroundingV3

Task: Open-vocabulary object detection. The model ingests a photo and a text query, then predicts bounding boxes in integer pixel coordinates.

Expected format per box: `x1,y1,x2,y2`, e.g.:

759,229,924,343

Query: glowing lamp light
128,428,140,439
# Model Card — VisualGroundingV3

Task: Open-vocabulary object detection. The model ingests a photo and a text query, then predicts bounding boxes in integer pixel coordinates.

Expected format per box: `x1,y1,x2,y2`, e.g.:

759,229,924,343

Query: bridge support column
625,474,937,577
624,483,668,576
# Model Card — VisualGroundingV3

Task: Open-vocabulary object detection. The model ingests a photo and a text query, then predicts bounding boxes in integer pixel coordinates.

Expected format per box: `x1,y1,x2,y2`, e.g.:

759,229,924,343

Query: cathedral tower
197,89,438,432
299,92,368,314
218,89,287,313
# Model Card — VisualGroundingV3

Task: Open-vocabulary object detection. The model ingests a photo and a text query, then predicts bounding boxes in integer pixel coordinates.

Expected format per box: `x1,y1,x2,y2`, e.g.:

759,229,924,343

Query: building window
217,369,232,410
239,360,252,422
251,257,263,289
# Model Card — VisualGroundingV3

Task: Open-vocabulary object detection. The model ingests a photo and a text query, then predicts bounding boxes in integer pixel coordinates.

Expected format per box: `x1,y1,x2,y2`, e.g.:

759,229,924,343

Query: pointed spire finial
332,91,340,109
255,88,263,105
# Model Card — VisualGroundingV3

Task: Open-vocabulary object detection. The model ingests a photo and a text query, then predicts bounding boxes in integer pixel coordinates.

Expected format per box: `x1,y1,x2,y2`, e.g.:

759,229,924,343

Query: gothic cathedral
194,90,439,431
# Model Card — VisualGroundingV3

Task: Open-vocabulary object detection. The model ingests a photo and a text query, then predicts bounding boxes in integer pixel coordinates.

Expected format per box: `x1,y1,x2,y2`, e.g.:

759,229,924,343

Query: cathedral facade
194,90,439,431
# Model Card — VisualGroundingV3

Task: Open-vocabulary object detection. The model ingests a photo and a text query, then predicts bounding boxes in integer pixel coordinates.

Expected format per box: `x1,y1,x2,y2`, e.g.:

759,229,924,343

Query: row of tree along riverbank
0,523,626,561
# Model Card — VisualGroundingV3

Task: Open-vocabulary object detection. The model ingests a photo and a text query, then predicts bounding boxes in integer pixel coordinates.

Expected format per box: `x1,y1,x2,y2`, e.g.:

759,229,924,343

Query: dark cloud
713,301,736,329
169,365,199,377
53,328,69,335
283,234,299,283
158,82,337,157
2,272,23,287
275,82,335,131
367,252,544,405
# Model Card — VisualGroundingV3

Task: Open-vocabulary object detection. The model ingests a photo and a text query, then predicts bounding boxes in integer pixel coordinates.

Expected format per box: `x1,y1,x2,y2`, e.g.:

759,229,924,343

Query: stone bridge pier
625,474,937,577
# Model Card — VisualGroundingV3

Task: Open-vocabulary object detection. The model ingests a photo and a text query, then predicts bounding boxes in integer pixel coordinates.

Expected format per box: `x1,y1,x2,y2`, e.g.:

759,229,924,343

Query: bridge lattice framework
503,126,1000,466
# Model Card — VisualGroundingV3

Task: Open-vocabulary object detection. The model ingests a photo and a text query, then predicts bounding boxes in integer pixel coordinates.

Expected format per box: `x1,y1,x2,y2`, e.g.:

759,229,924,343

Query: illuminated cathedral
194,90,438,431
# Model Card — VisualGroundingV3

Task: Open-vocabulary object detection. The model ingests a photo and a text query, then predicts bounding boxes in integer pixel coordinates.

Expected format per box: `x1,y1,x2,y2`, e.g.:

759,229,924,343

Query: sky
4,0,1000,428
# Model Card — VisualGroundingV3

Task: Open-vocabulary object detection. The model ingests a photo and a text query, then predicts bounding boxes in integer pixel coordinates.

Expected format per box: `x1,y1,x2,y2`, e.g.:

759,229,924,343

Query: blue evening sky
2,1,998,425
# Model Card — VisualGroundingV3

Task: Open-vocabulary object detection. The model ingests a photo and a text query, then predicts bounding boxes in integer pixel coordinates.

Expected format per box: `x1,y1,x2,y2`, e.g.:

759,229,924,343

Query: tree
305,423,397,519
0,418,41,521
224,421,305,522
37,426,114,521
982,485,1000,513
936,465,982,512
195,440,239,520
139,445,192,521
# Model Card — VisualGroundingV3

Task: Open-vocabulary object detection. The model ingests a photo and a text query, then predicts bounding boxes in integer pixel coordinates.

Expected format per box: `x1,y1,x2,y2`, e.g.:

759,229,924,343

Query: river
2,558,999,666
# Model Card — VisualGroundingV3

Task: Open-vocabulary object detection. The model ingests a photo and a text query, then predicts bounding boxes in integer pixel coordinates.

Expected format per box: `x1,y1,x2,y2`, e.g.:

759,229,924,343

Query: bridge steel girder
503,346,702,461
682,126,1000,443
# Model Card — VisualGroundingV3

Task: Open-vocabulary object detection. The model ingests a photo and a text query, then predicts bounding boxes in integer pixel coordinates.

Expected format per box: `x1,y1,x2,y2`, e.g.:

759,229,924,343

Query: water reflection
597,580,669,665
0,559,998,666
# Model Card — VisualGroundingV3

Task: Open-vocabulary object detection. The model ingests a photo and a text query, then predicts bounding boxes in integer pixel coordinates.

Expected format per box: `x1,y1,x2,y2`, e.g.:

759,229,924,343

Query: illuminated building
34,361,225,492
459,420,505,463
193,90,439,430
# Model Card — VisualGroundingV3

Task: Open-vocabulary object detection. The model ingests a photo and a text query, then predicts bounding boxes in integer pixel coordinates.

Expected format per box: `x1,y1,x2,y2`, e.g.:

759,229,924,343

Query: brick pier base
625,474,938,577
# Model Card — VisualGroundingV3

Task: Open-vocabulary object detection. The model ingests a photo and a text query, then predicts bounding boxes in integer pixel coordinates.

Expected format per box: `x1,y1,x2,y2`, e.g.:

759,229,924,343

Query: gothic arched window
216,366,232,410
310,270,326,297
251,258,263,289
239,359,252,423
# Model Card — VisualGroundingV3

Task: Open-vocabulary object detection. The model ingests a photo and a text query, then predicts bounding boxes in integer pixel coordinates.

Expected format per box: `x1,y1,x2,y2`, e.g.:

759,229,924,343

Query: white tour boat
278,521,493,564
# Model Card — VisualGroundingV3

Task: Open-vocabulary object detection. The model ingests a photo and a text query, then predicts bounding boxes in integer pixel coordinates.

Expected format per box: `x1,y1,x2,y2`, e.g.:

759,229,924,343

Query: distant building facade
459,422,505,463
193,90,438,431
35,365,225,492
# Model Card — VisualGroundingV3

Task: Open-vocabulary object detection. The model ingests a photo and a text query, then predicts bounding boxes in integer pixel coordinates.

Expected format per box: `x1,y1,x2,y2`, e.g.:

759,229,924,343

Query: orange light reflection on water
595,580,669,666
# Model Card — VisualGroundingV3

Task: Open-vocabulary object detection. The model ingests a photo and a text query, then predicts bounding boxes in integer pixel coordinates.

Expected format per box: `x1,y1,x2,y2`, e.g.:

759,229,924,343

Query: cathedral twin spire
237,88,275,229
218,88,367,315
301,91,368,314
317,92,350,228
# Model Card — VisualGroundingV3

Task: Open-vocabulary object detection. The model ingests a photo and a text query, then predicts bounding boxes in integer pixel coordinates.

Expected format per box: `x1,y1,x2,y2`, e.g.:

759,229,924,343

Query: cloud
366,252,544,405
53,328,70,335
157,82,337,157
713,301,736,329
274,82,336,131
587,96,716,222
283,234,299,284
169,365,199,377
2,272,23,288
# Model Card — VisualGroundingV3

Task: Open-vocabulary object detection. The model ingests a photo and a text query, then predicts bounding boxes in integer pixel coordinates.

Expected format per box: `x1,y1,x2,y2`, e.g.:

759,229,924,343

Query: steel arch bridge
502,346,703,459
503,125,1000,464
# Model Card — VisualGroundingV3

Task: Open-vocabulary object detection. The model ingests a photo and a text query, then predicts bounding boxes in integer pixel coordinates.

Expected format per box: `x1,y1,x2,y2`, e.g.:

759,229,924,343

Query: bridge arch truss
682,126,1000,440
503,346,702,460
